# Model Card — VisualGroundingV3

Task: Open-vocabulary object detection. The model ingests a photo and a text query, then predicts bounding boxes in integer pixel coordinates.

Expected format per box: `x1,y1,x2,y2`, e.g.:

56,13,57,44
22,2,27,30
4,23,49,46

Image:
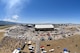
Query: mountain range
0,21,18,26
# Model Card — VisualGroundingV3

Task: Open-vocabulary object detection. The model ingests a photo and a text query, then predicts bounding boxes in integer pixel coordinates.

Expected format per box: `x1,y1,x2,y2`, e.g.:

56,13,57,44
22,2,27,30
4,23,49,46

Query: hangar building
35,24,54,31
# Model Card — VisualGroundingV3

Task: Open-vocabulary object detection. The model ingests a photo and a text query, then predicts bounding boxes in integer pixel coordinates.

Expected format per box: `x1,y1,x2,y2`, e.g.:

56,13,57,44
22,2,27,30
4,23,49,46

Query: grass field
0,25,12,29
40,35,80,53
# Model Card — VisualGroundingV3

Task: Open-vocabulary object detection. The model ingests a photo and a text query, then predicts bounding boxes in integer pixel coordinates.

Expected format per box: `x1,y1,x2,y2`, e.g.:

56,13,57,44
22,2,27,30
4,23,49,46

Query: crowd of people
0,25,80,53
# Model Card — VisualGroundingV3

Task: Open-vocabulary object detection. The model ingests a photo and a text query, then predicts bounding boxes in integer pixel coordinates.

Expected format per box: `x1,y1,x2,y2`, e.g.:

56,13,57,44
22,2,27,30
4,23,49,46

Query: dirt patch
0,36,25,53
0,32,4,41
40,35,80,53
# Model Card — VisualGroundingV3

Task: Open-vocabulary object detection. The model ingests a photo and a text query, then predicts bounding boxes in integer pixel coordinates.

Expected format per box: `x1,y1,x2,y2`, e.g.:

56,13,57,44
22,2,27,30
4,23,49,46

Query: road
35,38,40,53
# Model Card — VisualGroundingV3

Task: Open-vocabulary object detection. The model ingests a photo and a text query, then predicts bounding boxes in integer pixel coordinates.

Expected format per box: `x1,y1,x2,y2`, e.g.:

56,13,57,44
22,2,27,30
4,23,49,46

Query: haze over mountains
0,20,80,26
0,21,18,26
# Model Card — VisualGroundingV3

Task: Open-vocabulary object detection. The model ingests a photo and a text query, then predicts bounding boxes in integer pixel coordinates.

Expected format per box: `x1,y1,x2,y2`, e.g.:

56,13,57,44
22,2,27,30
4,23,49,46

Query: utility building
35,24,54,31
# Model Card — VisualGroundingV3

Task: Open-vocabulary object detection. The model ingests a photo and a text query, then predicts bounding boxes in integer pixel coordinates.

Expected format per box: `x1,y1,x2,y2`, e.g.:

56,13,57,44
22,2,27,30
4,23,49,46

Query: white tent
35,24,54,29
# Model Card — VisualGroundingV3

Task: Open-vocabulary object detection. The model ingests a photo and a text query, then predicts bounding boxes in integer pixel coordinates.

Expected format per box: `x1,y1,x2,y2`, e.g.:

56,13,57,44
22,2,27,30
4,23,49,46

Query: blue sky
0,0,80,23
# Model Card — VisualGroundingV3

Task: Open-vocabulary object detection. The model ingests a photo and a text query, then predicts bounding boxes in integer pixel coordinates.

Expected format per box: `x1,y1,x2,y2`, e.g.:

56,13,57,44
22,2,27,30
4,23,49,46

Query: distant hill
0,21,18,26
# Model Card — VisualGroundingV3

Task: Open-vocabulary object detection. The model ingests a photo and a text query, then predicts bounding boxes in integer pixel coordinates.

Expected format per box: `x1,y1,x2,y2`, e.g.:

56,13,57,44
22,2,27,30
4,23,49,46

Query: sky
0,0,80,23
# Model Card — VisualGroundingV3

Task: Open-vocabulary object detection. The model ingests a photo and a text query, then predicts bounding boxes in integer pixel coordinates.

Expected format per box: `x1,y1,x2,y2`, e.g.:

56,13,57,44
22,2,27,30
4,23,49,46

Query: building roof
35,24,54,29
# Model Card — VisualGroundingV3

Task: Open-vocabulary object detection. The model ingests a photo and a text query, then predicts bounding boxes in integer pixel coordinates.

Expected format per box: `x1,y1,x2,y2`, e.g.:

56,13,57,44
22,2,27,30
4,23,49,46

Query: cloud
1,0,27,9
12,15,19,20
3,18,16,22
1,0,30,22
7,0,21,9
2,0,27,15
3,15,19,22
